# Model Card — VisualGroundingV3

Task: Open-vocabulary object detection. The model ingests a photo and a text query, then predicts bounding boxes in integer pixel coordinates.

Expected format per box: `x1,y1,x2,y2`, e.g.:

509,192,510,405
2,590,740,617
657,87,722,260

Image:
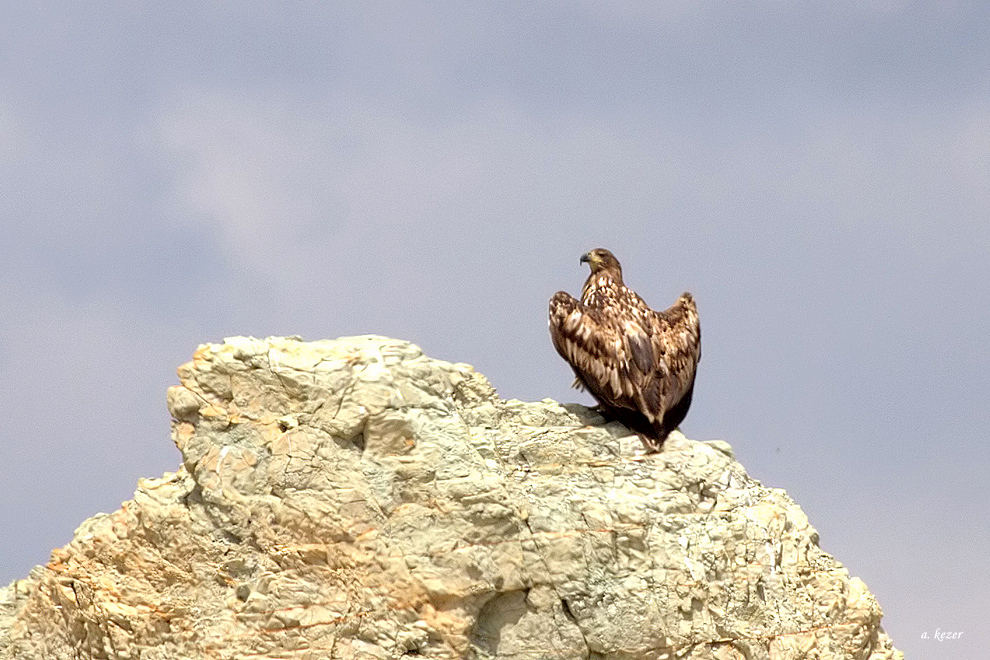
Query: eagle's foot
637,433,664,454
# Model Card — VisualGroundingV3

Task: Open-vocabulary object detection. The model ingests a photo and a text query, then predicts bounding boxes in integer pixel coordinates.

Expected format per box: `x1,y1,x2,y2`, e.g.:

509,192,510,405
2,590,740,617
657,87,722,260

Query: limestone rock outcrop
1,335,902,659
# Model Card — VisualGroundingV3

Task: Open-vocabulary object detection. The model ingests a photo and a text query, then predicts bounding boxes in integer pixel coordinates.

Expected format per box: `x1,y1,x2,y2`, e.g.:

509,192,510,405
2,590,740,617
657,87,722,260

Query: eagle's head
580,248,622,275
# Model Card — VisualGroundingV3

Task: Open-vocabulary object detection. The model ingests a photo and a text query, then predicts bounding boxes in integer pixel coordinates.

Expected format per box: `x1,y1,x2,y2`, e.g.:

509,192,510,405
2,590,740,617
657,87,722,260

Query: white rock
0,336,902,660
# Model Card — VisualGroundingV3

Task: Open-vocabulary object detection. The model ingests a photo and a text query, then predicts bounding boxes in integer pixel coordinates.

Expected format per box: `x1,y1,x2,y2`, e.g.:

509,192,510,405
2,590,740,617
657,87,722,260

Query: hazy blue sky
2,4,988,657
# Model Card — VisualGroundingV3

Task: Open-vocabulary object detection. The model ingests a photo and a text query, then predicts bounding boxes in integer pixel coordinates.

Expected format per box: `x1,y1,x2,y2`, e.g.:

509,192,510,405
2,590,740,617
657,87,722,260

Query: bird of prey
549,248,701,452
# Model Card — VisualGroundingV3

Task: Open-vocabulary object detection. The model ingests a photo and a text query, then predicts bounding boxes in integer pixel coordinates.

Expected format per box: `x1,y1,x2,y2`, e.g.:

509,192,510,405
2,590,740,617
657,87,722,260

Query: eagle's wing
548,291,662,419
645,292,701,417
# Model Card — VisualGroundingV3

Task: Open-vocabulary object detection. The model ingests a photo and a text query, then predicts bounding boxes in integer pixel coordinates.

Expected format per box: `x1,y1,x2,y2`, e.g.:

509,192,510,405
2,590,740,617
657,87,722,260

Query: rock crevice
1,335,902,659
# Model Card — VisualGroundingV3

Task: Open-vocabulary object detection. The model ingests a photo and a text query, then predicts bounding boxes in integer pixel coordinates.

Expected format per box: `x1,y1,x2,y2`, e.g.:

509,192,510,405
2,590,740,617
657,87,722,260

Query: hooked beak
579,252,590,264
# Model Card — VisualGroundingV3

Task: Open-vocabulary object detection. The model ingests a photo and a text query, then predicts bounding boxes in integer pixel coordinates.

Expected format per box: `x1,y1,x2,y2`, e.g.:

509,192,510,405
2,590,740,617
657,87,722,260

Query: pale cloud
152,89,686,294
150,84,990,332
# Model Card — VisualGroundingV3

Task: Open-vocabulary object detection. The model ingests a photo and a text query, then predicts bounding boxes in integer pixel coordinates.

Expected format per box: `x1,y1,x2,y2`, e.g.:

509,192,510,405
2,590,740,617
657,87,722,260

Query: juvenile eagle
548,248,701,452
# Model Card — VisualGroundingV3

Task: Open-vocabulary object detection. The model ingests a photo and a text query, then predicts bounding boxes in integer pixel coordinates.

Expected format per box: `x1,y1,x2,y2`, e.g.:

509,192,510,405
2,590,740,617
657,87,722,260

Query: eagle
548,248,701,452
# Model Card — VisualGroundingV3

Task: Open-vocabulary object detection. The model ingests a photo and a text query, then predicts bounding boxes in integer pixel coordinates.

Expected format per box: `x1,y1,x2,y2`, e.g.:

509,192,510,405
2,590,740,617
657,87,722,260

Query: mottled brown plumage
548,248,701,452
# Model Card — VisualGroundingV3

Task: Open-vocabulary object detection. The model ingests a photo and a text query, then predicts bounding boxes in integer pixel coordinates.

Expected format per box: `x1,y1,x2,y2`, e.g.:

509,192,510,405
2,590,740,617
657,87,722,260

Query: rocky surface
1,335,902,659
